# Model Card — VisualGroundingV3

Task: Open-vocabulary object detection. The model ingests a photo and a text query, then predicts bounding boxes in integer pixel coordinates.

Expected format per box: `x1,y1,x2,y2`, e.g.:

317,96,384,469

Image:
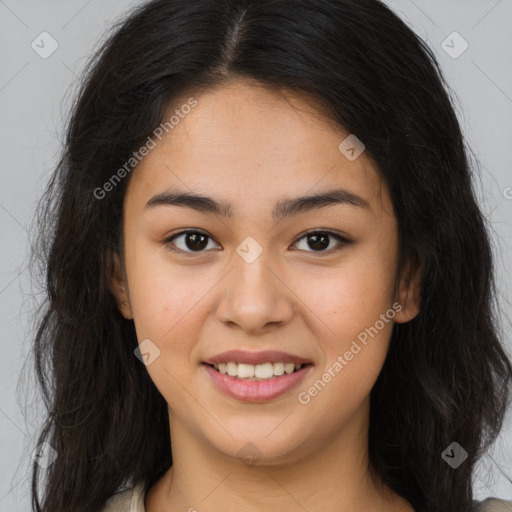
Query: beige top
101,482,512,511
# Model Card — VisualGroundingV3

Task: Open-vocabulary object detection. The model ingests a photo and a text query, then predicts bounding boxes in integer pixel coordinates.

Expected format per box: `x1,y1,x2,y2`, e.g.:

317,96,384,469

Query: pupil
183,232,330,252
308,233,329,251
186,232,208,251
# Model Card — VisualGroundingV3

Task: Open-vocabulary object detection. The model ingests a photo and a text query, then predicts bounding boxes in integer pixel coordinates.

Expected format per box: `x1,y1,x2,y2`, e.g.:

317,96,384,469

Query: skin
111,79,421,512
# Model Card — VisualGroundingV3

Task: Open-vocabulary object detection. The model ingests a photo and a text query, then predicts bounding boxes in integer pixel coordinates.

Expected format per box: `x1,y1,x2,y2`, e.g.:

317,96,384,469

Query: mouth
201,350,314,401
201,360,314,402
203,361,314,381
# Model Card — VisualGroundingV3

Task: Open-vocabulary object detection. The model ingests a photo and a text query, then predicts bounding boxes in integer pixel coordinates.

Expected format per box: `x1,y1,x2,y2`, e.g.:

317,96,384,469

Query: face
111,79,420,466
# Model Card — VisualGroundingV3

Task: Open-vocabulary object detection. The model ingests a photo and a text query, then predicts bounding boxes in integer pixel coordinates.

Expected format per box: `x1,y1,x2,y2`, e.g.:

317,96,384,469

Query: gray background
0,0,511,509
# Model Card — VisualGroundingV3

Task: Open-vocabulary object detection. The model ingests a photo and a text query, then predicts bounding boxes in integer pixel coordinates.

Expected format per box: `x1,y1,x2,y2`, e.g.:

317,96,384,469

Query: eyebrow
144,187,371,220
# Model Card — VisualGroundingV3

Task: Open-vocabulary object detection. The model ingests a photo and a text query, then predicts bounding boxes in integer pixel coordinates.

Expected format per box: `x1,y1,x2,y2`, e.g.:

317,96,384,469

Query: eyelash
163,229,351,257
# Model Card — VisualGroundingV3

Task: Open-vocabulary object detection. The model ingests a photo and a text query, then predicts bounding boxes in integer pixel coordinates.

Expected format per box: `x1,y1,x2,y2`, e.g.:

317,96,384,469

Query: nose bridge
232,237,281,305
216,237,293,331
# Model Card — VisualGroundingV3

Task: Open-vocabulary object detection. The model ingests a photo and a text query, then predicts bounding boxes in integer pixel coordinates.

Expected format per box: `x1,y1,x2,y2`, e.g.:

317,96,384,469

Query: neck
146,399,413,512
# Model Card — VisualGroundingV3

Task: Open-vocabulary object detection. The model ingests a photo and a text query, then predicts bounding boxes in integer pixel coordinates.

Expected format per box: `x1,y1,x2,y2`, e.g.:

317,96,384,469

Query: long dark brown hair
28,0,512,511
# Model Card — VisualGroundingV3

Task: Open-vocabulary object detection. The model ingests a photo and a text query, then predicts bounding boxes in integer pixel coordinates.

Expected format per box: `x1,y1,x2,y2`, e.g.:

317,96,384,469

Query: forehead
125,80,390,218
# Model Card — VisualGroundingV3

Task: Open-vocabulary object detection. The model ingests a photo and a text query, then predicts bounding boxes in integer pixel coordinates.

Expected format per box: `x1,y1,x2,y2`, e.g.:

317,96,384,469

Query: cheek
127,261,211,405
295,266,395,423
302,250,396,334
127,235,204,318
298,242,397,389
125,243,212,367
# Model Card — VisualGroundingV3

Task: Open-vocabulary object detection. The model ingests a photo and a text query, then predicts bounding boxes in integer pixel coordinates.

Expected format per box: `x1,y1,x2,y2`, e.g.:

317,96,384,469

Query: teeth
237,363,255,378
255,362,273,379
284,363,295,374
212,362,304,379
226,362,237,376
273,362,284,376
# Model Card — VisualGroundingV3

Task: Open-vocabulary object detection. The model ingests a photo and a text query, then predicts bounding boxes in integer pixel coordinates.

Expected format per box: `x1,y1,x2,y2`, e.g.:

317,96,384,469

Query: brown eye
164,229,350,257
293,230,350,254
165,230,220,253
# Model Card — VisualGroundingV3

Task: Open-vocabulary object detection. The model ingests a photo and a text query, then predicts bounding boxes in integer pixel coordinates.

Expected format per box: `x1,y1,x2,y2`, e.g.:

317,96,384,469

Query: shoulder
101,482,146,512
100,489,512,512
472,497,512,511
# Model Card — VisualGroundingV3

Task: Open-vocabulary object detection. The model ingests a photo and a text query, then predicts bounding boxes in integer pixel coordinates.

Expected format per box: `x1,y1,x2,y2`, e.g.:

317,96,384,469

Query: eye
164,229,351,256
292,230,350,254
164,230,221,254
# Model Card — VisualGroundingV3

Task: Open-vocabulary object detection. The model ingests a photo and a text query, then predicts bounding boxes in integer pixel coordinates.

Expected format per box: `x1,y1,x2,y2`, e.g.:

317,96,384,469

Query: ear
109,249,133,319
393,252,422,324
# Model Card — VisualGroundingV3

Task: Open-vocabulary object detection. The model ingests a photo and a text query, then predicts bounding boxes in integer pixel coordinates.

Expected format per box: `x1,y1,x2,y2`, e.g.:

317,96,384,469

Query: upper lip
203,350,312,366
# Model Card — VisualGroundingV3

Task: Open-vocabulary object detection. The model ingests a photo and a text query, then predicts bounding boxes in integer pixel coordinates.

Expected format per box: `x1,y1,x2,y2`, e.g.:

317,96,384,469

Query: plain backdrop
0,0,511,509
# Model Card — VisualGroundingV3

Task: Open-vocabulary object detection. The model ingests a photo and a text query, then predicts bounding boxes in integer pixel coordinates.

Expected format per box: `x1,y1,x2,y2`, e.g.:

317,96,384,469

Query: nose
215,252,294,334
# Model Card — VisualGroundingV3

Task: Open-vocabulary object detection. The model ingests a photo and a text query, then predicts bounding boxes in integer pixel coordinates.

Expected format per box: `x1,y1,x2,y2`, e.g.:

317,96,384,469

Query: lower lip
202,363,313,402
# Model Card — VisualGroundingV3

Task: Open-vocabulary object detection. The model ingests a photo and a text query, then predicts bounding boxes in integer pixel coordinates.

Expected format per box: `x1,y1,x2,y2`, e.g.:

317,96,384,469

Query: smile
202,362,313,402
209,361,305,380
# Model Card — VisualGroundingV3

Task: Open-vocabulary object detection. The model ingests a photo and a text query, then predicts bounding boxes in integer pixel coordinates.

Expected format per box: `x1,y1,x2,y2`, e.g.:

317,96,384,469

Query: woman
29,0,512,511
